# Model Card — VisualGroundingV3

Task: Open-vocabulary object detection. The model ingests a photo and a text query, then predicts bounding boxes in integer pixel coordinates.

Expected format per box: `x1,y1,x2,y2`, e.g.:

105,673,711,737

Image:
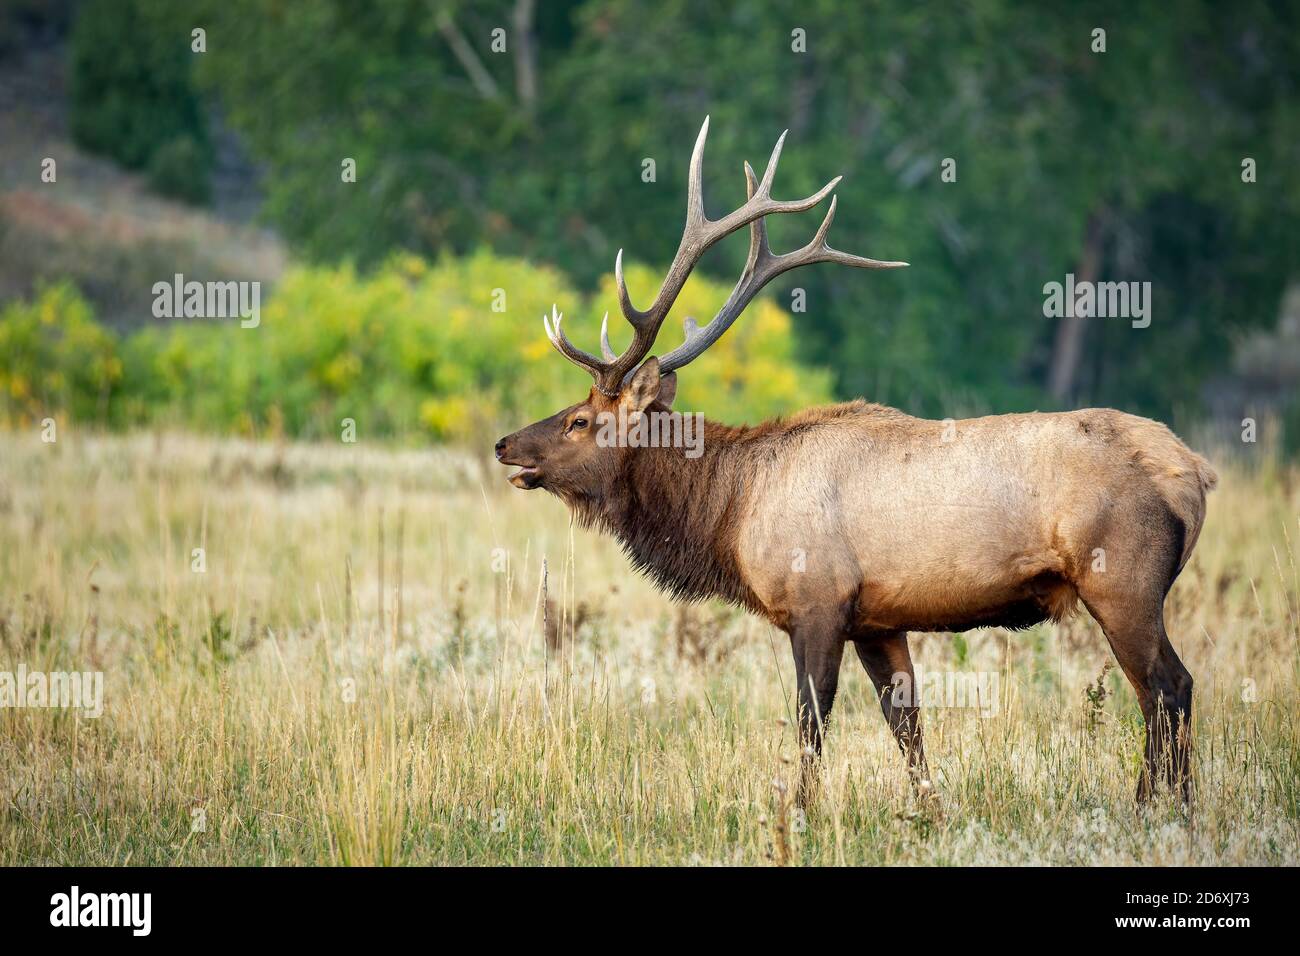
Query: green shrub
0,284,122,427
69,0,211,200
1,252,834,442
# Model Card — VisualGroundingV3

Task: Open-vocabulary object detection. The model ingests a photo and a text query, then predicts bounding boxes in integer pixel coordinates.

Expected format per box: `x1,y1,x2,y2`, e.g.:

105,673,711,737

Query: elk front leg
853,631,933,792
789,623,846,808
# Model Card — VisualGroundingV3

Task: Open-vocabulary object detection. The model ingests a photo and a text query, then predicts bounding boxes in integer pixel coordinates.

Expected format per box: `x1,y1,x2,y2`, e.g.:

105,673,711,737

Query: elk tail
1176,451,1219,574
1124,419,1218,577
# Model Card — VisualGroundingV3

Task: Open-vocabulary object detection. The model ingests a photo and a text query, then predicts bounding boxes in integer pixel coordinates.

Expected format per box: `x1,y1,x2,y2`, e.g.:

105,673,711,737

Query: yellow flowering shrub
0,284,122,427
1,252,834,442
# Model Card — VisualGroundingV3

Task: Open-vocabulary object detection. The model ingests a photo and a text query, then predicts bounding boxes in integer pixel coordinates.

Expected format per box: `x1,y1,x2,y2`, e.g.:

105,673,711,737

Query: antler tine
543,305,605,383
754,131,786,199
614,248,646,325
685,114,710,228
740,160,773,278
599,312,617,361
797,195,910,271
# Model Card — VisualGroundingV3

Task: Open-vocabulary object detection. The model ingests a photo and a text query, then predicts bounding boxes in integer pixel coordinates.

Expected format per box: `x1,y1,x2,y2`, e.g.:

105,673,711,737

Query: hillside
0,44,286,331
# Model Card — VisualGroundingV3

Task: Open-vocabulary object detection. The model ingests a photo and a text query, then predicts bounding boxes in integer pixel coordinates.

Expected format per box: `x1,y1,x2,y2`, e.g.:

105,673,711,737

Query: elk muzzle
495,431,544,489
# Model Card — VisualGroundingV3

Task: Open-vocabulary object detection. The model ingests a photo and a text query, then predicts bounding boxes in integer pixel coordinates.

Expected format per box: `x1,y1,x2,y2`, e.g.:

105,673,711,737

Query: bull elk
495,118,1216,805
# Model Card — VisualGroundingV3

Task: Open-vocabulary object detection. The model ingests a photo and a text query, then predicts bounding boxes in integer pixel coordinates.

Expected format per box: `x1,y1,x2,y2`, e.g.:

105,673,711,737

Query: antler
659,162,907,375
543,117,907,395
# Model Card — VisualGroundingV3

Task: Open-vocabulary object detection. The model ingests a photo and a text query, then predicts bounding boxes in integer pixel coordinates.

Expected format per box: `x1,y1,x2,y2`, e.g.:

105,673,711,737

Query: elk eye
571,418,588,431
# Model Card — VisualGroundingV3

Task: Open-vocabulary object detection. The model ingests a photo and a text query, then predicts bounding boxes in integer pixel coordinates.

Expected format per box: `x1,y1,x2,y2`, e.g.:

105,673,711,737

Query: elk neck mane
562,400,882,611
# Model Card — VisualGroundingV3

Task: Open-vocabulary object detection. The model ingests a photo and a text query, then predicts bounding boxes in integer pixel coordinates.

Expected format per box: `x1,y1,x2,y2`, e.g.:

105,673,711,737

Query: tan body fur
729,401,1215,637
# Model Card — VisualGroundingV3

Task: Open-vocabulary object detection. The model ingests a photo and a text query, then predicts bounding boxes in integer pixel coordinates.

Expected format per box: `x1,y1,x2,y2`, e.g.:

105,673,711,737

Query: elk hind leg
853,631,932,792
1081,583,1193,804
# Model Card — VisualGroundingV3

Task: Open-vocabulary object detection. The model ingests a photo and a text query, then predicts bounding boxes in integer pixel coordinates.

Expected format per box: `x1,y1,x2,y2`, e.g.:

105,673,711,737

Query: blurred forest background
1,0,1297,448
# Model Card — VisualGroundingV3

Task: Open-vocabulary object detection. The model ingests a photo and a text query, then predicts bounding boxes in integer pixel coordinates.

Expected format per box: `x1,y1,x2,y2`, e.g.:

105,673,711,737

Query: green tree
69,0,212,202
190,0,1299,421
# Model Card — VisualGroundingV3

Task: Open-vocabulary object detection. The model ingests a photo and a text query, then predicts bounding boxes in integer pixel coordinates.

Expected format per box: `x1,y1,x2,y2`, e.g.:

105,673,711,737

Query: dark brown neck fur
564,416,754,609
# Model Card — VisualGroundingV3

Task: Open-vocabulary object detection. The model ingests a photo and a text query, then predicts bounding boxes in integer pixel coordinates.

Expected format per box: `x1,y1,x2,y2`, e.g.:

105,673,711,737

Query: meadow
0,428,1296,865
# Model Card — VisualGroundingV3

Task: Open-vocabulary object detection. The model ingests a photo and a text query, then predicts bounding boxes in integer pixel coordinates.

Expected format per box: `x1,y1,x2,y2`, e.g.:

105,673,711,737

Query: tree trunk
1047,210,1107,403
512,0,538,116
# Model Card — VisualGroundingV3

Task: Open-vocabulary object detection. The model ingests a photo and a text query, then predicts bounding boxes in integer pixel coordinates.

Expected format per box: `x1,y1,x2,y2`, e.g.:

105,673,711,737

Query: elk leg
1082,595,1193,804
853,631,932,789
789,627,845,807
1150,633,1194,803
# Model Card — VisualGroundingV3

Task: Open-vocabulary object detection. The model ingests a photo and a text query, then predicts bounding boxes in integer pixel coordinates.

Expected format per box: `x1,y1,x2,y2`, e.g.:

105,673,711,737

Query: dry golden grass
0,429,1296,865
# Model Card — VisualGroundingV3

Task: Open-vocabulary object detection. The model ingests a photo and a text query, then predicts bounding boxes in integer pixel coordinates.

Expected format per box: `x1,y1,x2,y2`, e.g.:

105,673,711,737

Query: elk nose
494,438,507,461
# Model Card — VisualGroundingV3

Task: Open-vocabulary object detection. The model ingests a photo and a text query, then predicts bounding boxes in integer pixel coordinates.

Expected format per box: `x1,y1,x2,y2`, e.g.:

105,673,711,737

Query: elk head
495,117,906,499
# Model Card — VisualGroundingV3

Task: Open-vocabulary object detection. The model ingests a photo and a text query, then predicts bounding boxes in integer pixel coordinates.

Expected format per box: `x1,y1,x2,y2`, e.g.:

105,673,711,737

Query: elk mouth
501,460,543,489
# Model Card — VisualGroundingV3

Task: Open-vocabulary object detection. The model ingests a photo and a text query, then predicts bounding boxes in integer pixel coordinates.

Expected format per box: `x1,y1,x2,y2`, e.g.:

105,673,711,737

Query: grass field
1,429,1296,865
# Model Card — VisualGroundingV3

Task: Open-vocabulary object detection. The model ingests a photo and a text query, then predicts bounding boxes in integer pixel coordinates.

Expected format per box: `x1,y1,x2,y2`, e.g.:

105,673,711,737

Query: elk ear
621,357,662,417
656,371,678,409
